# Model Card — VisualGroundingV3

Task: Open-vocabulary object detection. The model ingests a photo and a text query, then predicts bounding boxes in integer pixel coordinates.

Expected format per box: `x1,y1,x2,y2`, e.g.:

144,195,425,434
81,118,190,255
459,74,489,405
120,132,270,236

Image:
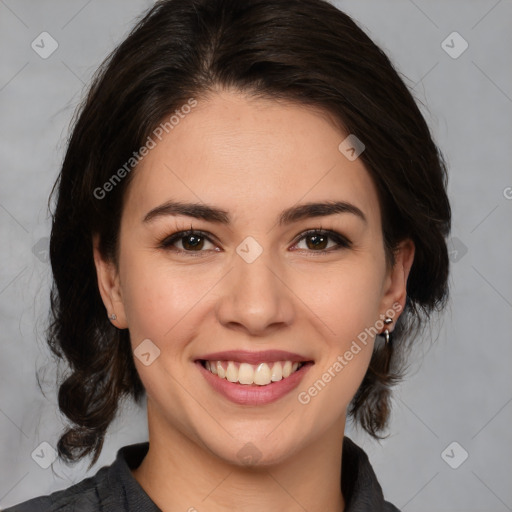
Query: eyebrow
143,199,367,226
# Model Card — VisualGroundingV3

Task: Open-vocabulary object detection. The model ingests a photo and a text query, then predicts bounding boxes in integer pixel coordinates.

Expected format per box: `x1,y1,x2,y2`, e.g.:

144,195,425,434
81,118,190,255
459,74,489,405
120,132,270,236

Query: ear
92,234,128,329
380,238,415,330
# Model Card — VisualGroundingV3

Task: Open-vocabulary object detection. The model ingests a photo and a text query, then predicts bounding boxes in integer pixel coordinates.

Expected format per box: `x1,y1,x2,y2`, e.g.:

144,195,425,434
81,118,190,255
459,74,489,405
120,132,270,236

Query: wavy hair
47,0,451,468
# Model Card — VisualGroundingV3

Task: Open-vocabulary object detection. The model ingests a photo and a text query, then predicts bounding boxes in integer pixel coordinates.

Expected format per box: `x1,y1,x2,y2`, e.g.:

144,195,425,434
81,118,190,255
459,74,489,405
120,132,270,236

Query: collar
108,437,398,512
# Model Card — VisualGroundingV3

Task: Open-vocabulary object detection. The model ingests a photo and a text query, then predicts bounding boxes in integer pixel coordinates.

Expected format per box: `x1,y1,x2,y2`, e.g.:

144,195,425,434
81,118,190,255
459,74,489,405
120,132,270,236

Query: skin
94,88,414,512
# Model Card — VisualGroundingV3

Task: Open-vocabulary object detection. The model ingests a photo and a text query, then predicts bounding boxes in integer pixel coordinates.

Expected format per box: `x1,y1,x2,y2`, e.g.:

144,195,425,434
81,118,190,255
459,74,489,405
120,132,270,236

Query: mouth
198,359,312,386
194,349,314,405
195,357,314,406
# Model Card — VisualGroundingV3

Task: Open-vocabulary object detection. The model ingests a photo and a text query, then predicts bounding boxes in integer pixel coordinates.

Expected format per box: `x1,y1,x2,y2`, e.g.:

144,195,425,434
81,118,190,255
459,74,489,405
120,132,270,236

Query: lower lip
195,360,313,406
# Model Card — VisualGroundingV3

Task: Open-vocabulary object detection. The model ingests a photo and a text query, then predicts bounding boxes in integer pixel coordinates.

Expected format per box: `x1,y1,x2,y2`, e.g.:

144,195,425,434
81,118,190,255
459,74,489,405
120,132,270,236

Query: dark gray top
4,437,400,511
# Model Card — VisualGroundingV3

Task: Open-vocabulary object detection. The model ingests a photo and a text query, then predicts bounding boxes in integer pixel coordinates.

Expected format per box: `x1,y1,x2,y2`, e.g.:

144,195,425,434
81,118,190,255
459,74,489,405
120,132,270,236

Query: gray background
1,1,511,510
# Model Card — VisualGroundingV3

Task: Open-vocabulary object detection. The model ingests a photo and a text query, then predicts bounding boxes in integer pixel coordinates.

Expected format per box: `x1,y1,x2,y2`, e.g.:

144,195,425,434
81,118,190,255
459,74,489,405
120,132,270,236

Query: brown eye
160,230,216,253
181,233,205,250
304,233,329,250
294,229,351,253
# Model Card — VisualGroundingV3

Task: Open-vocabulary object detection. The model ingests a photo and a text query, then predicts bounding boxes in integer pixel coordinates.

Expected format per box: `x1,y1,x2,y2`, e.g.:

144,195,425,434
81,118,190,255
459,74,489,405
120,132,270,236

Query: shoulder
3,443,154,512
2,466,110,512
342,436,401,512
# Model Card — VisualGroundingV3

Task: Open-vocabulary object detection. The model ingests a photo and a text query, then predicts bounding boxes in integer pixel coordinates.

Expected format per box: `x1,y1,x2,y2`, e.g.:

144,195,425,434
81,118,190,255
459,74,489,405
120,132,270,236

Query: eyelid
291,228,352,249
158,229,218,252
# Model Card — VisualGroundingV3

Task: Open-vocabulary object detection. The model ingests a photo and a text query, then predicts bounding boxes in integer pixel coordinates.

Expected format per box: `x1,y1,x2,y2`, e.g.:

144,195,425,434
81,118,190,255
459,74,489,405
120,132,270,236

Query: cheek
293,259,384,396
300,259,385,336
119,249,205,348
118,253,206,402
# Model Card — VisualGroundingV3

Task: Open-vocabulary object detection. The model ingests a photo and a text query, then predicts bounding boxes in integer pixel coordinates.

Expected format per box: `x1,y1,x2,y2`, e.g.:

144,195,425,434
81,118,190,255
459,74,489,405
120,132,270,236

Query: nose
215,248,295,337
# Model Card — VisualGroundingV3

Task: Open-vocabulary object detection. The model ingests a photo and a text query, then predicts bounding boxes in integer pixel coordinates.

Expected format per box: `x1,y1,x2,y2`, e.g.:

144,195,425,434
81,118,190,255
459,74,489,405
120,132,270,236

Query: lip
196,359,314,406
195,350,311,364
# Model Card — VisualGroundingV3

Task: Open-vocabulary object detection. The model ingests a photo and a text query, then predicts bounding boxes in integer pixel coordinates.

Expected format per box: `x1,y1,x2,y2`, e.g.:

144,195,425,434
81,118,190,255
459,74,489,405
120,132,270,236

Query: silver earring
109,313,117,321
383,317,392,344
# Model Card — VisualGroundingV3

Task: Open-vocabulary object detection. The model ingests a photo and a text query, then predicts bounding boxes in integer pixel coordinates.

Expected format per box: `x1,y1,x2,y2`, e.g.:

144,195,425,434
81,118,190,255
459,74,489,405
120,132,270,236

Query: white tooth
271,362,283,382
216,361,225,379
238,363,254,385
226,361,238,382
206,360,300,384
253,363,272,385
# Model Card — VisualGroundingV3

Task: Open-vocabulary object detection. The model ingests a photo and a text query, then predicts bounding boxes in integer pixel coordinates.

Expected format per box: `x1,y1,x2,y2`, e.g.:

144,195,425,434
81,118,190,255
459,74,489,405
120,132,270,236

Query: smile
196,358,314,406
201,360,305,386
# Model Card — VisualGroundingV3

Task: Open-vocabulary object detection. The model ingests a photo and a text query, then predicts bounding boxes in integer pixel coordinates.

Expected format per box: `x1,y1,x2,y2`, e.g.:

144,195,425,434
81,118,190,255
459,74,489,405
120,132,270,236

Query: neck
132,400,346,512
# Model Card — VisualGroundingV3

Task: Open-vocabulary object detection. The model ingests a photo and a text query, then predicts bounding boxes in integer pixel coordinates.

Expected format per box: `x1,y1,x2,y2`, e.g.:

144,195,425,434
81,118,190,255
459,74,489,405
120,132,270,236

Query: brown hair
47,0,450,468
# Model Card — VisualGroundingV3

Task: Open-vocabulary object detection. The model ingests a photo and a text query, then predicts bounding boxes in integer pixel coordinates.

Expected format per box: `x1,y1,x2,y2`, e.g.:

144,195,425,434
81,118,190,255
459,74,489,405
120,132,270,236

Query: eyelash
158,227,352,256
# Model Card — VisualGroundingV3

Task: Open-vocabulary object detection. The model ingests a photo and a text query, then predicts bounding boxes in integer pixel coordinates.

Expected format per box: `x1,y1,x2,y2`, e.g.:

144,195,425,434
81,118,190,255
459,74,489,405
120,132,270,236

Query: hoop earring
382,317,392,345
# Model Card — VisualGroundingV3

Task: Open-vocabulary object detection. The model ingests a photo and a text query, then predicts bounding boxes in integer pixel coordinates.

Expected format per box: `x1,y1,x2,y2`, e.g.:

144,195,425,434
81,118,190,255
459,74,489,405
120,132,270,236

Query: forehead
123,90,381,228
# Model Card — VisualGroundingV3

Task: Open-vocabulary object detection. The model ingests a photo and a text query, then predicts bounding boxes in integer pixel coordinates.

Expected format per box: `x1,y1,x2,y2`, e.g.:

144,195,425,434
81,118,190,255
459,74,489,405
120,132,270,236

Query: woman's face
95,89,413,466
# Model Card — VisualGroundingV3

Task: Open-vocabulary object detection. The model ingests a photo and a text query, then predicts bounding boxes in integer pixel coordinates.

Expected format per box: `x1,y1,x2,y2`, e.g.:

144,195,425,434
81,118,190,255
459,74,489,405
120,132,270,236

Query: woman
5,0,450,510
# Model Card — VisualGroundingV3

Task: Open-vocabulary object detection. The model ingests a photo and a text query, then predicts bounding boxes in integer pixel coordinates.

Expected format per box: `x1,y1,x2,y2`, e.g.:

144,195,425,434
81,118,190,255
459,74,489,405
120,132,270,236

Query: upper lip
196,350,313,364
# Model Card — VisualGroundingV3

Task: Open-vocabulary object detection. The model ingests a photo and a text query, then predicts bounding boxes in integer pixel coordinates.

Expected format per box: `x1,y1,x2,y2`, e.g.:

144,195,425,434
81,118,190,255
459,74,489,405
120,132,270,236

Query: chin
203,430,299,468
